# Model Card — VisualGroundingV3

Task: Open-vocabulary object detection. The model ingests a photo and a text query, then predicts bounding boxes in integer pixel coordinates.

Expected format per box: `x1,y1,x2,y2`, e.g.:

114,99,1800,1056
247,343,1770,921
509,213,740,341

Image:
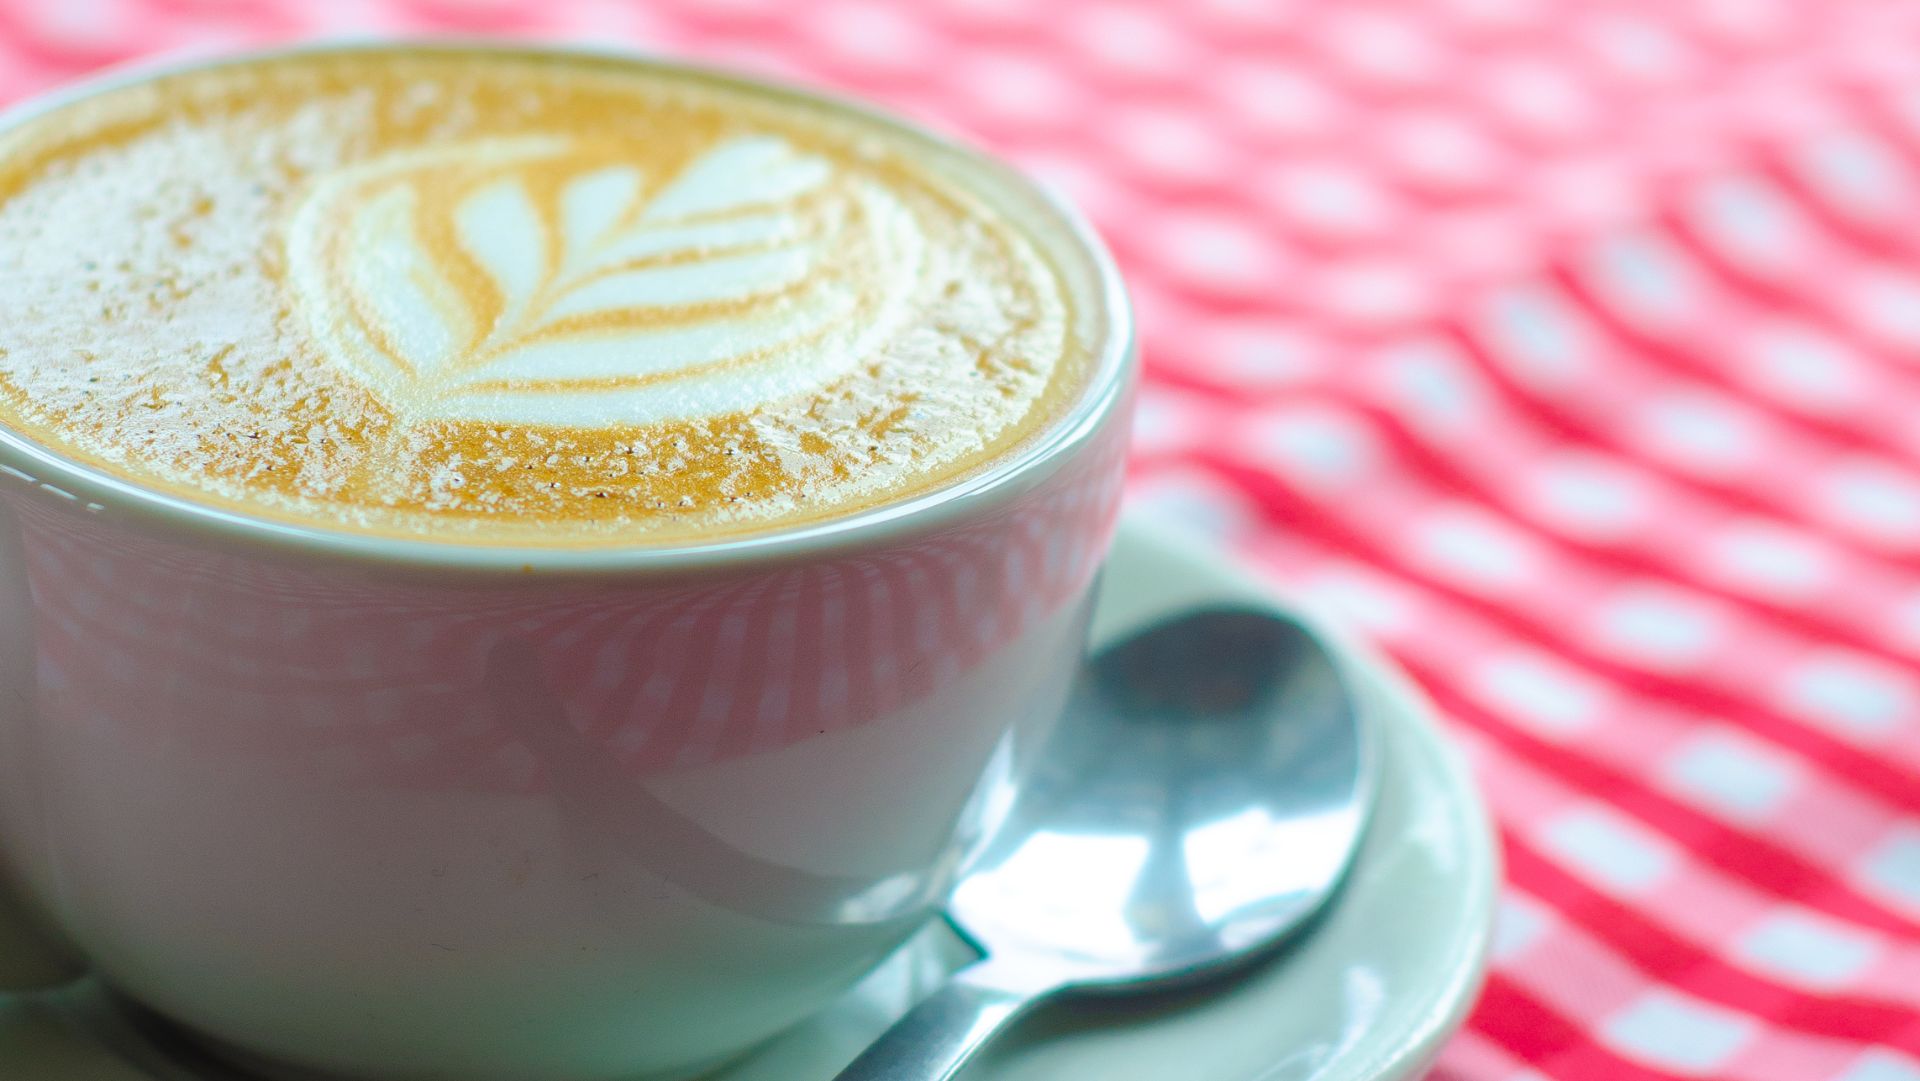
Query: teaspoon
833,606,1378,1081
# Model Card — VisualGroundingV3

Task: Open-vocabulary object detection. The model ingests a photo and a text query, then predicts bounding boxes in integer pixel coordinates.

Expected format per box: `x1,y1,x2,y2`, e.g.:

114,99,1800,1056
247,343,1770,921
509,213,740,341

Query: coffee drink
0,48,1102,545
0,45,1135,1081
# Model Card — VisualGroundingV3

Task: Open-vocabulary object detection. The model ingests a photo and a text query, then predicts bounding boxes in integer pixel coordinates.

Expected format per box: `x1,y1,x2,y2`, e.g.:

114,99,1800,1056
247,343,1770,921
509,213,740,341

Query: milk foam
0,49,1098,545
287,134,925,427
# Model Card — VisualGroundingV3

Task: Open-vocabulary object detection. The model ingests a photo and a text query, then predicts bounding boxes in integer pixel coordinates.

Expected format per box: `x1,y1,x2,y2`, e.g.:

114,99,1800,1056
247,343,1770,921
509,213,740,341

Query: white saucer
0,515,1498,1081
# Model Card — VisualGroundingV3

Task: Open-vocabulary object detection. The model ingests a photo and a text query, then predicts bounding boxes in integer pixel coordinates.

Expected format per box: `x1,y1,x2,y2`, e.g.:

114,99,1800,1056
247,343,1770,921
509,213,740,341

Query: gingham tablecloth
5,0,1918,1077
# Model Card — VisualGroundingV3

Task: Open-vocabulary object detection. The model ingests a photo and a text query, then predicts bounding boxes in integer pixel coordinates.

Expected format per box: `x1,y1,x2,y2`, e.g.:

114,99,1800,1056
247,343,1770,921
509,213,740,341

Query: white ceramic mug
0,44,1135,1081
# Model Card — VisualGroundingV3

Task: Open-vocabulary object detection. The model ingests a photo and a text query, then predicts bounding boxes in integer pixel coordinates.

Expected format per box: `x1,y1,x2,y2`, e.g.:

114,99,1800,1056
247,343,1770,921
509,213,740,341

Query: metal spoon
833,606,1377,1081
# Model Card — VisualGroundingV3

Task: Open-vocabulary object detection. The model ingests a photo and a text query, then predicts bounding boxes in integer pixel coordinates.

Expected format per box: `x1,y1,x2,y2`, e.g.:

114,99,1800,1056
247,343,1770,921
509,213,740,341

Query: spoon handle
832,966,1037,1081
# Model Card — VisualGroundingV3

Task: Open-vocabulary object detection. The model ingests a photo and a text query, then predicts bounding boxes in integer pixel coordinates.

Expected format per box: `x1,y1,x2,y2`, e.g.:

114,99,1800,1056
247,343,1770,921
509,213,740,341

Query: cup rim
0,38,1135,577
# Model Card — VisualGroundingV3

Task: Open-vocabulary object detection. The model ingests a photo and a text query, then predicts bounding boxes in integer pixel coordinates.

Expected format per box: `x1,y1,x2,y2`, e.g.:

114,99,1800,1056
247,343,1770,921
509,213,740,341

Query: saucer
0,514,1498,1081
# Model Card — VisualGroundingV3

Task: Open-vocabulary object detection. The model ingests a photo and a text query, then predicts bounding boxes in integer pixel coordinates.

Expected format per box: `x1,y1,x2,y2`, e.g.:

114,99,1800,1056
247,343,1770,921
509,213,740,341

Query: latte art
288,134,924,427
0,48,1102,545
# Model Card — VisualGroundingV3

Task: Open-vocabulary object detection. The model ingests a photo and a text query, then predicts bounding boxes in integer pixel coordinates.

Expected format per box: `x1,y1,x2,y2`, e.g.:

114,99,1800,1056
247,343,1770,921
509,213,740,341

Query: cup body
0,43,1134,1081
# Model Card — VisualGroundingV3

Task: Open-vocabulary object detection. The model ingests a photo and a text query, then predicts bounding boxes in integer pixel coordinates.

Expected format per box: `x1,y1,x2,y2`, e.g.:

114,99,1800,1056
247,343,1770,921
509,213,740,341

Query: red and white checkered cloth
3,0,1917,1077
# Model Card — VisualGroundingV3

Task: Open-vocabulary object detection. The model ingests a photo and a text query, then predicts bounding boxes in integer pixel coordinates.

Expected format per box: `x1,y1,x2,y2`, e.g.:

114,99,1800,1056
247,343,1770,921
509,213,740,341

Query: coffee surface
0,48,1099,545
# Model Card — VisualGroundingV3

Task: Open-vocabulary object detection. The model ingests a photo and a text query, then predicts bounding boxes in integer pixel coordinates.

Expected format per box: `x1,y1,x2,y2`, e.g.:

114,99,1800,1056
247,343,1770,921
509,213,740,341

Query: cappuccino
0,47,1102,545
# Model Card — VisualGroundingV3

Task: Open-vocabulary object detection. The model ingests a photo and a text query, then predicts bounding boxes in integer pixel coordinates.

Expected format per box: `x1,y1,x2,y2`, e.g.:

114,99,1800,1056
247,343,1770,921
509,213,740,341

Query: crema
0,47,1103,545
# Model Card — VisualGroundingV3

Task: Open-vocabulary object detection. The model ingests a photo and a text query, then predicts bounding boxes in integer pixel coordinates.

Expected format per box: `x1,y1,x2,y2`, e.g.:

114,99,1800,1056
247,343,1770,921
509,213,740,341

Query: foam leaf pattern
287,134,923,426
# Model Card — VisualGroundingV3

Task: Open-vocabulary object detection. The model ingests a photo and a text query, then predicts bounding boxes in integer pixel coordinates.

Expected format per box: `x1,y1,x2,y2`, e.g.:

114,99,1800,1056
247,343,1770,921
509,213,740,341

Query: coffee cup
0,42,1134,1081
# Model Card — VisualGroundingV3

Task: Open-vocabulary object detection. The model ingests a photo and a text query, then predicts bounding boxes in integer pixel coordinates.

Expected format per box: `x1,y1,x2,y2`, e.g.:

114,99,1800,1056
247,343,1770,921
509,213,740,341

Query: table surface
0,1,1915,1078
